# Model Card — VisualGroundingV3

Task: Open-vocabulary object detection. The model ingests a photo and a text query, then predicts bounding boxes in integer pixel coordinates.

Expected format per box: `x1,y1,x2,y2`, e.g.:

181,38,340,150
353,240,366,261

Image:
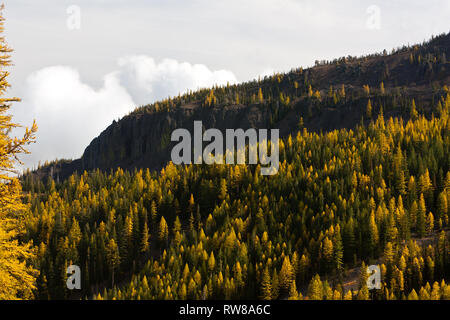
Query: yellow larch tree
0,5,38,300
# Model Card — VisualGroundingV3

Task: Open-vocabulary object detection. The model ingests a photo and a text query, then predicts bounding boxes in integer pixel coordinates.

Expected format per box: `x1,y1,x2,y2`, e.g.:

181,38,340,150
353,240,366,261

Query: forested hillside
22,90,450,299
14,29,450,300
0,0,448,303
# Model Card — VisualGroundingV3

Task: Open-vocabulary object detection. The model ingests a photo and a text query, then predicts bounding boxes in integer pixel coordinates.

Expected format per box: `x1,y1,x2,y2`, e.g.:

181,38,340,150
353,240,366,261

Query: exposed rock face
81,104,272,173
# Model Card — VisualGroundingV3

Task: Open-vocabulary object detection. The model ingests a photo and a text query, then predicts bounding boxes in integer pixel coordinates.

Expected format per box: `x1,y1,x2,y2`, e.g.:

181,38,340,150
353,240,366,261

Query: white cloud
19,66,135,167
16,57,238,169
116,55,238,106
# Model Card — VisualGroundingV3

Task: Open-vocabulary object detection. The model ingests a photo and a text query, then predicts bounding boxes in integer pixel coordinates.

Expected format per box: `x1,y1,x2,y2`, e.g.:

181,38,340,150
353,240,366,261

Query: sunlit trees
21,86,450,300
366,99,373,118
0,5,37,300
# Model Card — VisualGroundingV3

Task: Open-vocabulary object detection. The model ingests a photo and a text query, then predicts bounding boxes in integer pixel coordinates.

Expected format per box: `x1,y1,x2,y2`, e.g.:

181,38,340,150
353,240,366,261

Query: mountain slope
35,32,450,181
21,32,450,301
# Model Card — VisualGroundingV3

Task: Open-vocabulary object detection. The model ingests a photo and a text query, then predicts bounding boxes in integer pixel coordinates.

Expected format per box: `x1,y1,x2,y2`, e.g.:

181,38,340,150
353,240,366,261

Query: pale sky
3,0,450,169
